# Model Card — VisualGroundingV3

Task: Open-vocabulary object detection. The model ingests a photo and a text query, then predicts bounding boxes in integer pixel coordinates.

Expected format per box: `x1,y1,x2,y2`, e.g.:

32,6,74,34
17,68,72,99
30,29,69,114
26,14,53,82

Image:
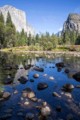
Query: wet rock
25,113,34,120
33,74,39,78
56,62,65,68
37,82,48,90
18,76,28,84
22,88,35,99
49,76,54,80
2,92,11,99
62,84,74,92
52,92,61,98
40,102,51,117
73,72,80,81
56,106,62,112
33,66,44,72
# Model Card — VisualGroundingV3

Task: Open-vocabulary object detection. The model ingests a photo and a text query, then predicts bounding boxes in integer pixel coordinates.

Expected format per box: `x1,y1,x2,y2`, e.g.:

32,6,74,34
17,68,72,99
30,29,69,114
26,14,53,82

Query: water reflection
0,52,80,120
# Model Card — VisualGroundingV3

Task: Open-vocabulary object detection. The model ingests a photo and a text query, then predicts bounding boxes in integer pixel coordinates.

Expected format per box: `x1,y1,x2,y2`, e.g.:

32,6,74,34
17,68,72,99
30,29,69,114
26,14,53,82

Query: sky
0,0,80,34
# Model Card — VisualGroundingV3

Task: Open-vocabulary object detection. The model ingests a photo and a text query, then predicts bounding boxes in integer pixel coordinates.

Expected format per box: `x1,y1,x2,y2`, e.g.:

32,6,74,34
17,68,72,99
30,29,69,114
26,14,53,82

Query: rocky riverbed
0,52,80,120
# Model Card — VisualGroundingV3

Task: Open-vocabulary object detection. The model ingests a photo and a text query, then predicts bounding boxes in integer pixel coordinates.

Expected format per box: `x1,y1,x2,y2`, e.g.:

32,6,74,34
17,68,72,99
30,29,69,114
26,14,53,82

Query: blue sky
0,0,80,34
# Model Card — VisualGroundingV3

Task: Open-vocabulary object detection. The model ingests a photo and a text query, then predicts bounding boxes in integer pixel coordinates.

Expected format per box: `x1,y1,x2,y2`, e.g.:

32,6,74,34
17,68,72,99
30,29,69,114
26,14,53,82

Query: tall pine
4,12,16,47
0,12,5,47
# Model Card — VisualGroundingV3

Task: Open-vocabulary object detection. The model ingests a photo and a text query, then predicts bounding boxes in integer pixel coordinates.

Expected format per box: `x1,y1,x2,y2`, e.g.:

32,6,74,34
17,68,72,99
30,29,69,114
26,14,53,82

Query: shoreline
0,49,80,56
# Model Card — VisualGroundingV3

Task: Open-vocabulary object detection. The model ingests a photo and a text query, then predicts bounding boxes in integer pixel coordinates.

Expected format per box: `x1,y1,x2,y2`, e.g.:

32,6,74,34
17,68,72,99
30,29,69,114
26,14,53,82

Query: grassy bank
0,45,80,54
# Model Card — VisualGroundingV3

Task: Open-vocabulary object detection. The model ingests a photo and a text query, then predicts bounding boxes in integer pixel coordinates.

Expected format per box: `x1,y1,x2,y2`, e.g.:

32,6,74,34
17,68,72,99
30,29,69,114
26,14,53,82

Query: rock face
0,5,35,35
63,13,80,33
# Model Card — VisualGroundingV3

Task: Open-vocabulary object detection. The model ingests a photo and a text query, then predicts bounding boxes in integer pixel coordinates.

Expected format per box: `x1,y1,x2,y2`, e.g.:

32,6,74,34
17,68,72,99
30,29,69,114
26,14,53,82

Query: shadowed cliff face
0,5,35,35
63,13,80,33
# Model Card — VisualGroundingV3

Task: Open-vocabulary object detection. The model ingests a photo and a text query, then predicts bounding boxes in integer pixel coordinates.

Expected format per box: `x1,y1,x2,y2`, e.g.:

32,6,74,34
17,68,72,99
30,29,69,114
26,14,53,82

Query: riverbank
0,46,80,57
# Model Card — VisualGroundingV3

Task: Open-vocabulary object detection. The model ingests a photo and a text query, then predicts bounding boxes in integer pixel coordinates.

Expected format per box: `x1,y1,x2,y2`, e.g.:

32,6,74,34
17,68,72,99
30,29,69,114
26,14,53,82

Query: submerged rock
56,106,62,112
30,79,34,82
37,82,48,90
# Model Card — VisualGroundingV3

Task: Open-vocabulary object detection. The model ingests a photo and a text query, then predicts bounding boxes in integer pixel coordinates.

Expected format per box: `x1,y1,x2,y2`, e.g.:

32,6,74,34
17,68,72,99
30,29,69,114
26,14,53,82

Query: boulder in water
37,82,48,90
22,88,35,99
18,76,28,84
40,102,51,117
73,72,80,81
33,66,44,72
33,74,39,78
56,62,65,68
62,84,74,92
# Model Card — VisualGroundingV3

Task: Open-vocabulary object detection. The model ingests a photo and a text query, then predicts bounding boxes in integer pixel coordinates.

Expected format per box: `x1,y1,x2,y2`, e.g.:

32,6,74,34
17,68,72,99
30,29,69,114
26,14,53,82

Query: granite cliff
0,5,35,35
63,13,80,33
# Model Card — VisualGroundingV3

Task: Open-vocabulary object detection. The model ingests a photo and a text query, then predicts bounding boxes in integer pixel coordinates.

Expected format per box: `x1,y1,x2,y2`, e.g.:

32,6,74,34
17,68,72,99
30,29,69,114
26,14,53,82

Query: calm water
0,52,80,120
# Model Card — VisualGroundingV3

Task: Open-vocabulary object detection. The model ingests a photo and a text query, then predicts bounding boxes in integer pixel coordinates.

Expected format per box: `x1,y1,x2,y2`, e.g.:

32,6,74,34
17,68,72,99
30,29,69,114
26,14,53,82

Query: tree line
0,12,80,50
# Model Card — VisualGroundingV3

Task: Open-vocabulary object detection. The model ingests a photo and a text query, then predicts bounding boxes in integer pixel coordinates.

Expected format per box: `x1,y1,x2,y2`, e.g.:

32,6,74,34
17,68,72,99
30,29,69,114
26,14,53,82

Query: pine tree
0,12,5,47
4,12,16,47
